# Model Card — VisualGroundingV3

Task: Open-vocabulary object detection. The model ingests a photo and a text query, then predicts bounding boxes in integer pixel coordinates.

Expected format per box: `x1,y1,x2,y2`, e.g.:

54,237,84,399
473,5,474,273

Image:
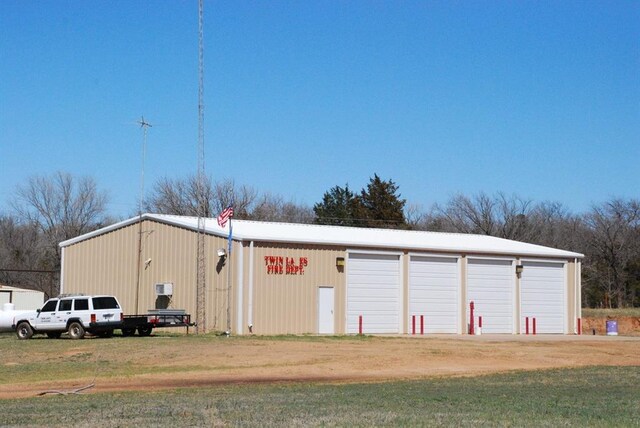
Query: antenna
195,0,207,334
137,115,152,216
135,115,152,316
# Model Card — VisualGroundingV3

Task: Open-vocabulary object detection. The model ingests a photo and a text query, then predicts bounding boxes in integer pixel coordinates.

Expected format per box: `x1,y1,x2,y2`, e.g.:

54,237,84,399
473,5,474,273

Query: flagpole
226,217,232,335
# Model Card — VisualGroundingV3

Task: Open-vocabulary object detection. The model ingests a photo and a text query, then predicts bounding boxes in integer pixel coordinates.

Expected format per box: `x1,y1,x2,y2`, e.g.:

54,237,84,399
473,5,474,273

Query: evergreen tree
313,184,358,226
356,174,407,228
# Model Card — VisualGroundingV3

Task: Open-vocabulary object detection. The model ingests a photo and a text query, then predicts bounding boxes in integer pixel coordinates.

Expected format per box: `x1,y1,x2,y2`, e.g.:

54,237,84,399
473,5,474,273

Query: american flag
217,206,234,227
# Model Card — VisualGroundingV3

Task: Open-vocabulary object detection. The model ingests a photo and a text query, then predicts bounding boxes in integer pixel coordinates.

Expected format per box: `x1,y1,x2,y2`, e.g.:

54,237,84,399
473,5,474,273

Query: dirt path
1,335,638,399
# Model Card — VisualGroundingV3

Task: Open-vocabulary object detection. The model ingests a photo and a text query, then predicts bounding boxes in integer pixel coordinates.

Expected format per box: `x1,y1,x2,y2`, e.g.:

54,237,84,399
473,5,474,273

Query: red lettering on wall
265,255,309,275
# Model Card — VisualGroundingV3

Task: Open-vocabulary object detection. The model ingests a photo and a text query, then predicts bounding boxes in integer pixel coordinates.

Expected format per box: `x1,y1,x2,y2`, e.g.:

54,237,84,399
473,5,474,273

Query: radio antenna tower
195,0,207,334
135,115,152,315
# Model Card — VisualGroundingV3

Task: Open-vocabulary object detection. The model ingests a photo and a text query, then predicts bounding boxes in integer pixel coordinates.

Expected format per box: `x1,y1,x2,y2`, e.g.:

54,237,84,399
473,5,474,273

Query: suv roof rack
56,293,87,298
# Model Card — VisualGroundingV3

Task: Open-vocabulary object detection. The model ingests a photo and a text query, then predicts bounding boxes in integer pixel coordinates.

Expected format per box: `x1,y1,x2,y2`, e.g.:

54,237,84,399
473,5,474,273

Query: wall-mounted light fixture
217,248,227,258
515,265,524,275
336,257,345,267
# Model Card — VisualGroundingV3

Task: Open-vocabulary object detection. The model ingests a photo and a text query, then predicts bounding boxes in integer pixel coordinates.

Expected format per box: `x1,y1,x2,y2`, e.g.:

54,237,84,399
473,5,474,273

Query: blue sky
1,1,638,218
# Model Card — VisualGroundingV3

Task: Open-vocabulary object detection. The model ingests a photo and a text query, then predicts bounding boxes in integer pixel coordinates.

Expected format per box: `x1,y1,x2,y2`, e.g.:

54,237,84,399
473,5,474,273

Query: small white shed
0,285,45,310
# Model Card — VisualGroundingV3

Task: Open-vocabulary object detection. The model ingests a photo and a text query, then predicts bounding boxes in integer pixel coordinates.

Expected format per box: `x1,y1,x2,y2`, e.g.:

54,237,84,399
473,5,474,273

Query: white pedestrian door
318,287,335,334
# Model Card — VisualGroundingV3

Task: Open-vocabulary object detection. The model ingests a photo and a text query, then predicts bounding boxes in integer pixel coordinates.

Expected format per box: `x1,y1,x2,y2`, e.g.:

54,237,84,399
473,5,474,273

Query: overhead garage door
409,255,459,333
347,253,401,334
467,258,514,334
521,261,566,334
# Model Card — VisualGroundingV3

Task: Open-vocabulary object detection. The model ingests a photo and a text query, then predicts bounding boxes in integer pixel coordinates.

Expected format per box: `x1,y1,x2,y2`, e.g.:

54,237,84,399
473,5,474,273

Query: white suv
14,295,123,340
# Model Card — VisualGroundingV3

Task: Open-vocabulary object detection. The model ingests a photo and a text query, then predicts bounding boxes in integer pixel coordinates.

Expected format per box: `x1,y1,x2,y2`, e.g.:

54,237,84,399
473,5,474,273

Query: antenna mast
195,0,207,334
137,116,152,215
135,115,152,315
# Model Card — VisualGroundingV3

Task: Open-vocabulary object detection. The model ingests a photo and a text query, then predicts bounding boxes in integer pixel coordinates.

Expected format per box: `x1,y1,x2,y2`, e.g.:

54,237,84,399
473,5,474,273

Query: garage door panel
349,288,398,298
467,259,514,334
349,277,398,286
347,253,400,334
348,301,398,311
424,304,458,314
412,290,457,300
521,261,565,334
409,256,459,334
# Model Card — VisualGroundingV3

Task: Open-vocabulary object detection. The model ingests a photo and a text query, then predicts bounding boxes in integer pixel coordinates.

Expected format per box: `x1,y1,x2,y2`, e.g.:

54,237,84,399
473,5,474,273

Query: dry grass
0,366,638,427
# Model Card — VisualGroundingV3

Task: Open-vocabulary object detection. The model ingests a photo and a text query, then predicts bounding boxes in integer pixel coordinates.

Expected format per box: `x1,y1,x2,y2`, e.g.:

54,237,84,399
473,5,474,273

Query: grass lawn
1,366,638,427
582,308,640,318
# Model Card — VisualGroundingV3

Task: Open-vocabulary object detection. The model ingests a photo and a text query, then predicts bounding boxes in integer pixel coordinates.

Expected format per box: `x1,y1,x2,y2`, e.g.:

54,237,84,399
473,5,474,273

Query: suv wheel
16,322,34,340
68,322,85,340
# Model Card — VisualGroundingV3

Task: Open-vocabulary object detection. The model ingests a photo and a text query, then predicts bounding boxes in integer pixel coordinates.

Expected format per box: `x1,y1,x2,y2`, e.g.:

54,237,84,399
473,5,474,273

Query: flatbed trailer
119,313,194,336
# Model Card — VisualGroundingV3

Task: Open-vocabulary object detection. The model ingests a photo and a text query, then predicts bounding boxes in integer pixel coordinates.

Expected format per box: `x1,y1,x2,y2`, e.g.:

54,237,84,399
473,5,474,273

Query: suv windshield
92,297,120,310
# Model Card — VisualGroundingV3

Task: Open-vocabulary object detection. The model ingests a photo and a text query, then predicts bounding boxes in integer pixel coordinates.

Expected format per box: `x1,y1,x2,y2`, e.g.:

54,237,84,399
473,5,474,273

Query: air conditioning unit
155,283,173,296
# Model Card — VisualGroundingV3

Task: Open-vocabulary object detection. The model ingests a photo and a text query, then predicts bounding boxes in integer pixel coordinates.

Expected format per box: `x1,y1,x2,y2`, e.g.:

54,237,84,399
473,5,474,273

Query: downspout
59,246,65,295
577,258,582,325
248,241,254,332
574,258,577,334
236,240,244,334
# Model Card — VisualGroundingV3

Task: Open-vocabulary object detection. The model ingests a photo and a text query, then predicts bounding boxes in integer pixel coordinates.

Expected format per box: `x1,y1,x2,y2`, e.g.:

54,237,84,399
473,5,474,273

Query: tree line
1,171,638,308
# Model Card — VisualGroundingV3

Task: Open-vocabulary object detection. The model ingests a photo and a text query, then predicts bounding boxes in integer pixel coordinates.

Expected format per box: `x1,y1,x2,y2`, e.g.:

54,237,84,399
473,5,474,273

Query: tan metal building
59,214,583,335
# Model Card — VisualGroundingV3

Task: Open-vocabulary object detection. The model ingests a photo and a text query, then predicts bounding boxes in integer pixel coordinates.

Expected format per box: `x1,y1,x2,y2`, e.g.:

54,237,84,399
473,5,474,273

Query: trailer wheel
138,326,153,337
68,322,85,340
46,332,62,339
16,322,33,340
121,328,135,337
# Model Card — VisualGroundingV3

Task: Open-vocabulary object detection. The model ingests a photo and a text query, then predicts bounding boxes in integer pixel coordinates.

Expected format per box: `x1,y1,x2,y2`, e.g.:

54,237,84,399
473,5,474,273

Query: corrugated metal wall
245,243,345,335
62,219,231,332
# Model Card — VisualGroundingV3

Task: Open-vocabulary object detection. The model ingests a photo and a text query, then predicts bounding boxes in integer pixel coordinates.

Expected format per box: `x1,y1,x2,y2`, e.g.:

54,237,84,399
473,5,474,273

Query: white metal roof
59,213,583,259
0,285,45,294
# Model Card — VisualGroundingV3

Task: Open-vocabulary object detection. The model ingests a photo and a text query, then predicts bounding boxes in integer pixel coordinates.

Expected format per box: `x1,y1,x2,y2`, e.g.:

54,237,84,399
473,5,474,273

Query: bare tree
145,175,258,219
4,172,108,296
434,192,536,240
250,193,314,223
145,175,314,222
145,175,213,217
526,201,586,251
582,198,640,308
0,216,58,297
213,179,258,219
11,172,110,263
404,203,429,230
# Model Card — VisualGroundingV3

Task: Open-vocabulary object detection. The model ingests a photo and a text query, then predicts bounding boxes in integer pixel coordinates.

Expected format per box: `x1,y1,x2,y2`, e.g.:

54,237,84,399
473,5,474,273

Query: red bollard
412,315,416,335
420,315,424,335
526,317,529,335
469,301,475,335
577,318,582,335
359,315,363,335
479,316,483,329
533,318,537,335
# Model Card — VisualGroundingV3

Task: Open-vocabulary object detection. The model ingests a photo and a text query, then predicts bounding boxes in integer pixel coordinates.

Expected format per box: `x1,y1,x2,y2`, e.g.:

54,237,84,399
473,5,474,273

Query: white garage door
347,253,401,334
409,255,459,334
467,258,514,334
521,261,566,334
